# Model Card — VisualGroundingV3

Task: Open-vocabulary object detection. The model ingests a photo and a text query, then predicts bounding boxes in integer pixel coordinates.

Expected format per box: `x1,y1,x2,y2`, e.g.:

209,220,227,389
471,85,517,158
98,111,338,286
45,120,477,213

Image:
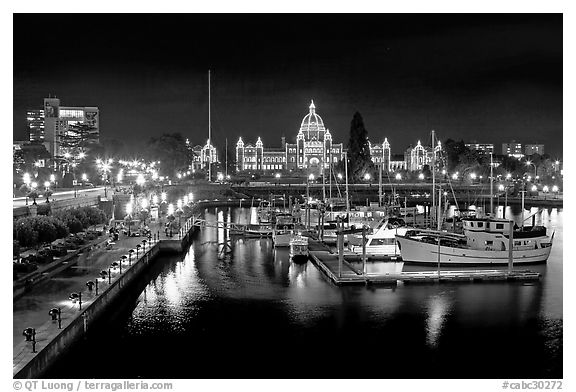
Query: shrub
13,216,69,248
37,204,51,216
13,241,20,261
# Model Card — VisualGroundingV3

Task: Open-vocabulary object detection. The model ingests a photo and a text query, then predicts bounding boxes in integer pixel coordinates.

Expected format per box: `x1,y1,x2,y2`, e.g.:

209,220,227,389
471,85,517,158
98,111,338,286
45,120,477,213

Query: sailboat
395,217,554,265
395,132,555,265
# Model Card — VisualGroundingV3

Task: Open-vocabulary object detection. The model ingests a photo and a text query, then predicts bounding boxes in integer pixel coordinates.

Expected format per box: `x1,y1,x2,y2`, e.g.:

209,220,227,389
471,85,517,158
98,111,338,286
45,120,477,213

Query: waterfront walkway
12,217,187,373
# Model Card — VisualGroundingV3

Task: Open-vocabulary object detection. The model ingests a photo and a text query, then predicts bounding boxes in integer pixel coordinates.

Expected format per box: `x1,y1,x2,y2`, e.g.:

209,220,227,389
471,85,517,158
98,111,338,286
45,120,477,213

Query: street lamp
526,161,537,181
126,202,133,237
275,172,281,186
307,174,315,203
44,181,51,203
364,173,371,181
23,173,31,205
161,192,167,203
395,173,402,181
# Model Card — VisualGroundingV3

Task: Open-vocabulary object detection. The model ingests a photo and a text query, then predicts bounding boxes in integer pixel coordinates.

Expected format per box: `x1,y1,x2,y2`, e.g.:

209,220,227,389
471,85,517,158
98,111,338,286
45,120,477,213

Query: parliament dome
299,100,326,140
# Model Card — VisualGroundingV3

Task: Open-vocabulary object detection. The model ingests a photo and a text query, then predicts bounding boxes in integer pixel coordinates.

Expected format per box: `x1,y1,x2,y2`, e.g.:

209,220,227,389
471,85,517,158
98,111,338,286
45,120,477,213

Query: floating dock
308,249,542,286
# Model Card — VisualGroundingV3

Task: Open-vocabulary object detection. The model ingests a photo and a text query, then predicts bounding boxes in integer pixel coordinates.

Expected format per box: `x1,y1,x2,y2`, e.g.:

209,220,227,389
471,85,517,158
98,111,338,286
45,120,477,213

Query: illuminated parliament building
235,100,441,175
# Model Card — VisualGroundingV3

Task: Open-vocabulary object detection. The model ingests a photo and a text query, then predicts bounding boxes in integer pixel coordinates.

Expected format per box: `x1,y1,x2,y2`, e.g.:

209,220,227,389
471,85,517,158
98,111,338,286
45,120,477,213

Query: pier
308,244,541,286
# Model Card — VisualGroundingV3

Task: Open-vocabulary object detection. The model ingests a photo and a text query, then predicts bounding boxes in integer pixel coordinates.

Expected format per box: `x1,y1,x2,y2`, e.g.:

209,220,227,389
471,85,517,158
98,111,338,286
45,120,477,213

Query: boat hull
273,232,293,247
395,235,551,265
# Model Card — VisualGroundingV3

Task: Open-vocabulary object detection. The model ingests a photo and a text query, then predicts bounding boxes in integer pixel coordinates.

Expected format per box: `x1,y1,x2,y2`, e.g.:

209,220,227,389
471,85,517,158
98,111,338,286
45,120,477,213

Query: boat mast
431,130,435,229
208,69,212,182
345,151,350,214
521,185,525,228
329,154,332,200
378,149,383,207
490,152,494,216
437,182,442,230
322,157,326,202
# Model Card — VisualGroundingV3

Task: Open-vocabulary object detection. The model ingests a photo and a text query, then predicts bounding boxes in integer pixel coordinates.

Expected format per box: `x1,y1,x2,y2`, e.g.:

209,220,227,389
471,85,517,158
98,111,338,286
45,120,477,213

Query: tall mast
431,130,435,229
490,152,494,216
329,153,332,200
345,151,350,214
208,69,212,182
322,158,326,202
378,147,383,207
225,138,228,178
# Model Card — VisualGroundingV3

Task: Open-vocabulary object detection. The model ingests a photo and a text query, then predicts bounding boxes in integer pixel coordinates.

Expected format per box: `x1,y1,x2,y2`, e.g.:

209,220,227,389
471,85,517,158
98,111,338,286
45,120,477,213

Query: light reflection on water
45,206,563,379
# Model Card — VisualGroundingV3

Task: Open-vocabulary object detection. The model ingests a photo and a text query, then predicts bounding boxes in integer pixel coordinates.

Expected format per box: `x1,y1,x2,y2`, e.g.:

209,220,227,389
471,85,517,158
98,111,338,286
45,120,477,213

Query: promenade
12,219,179,373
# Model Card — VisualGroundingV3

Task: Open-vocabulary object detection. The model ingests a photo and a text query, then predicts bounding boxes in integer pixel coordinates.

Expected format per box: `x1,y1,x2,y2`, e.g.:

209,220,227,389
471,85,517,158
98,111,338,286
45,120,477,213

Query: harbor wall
13,225,197,379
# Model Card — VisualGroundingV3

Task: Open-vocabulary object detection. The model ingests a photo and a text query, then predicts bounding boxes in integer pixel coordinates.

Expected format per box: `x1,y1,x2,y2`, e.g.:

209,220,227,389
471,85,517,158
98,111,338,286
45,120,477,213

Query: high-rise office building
465,142,494,154
502,142,524,158
43,97,100,158
27,109,45,142
525,144,545,156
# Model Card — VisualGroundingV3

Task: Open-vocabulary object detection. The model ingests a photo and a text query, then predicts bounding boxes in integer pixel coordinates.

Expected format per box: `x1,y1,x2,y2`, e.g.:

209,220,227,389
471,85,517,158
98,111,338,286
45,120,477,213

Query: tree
27,189,39,205
13,216,69,248
346,112,375,182
443,139,468,171
146,133,190,177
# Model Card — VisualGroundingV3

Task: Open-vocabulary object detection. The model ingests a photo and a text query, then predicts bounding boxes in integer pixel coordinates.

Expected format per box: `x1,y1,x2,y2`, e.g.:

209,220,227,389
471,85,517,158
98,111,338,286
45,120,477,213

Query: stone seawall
13,223,197,379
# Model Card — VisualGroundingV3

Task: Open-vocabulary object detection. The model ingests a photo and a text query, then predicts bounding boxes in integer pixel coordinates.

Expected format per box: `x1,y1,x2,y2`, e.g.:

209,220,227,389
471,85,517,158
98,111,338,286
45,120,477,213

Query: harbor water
45,206,562,379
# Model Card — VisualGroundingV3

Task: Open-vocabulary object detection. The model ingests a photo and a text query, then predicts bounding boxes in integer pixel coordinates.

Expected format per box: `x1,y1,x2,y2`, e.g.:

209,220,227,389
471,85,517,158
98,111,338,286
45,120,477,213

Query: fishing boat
395,217,554,265
257,200,273,223
243,223,274,237
350,217,412,258
290,234,309,263
272,213,298,247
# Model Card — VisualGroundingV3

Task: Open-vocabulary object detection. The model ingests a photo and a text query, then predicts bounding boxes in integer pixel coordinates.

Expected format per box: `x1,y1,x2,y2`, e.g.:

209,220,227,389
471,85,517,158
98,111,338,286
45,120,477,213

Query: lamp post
275,172,281,186
307,173,314,203
526,161,537,183
30,182,38,205
126,202,133,237
395,172,402,205
23,173,31,205
44,181,51,203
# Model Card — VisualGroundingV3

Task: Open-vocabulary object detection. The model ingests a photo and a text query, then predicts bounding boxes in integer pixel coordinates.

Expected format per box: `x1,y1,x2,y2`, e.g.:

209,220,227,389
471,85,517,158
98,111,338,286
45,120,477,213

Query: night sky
13,14,563,157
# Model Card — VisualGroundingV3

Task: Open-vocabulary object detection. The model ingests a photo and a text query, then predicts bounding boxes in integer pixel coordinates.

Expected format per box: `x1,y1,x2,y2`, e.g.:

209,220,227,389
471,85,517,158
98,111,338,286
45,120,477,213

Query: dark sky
13,14,563,157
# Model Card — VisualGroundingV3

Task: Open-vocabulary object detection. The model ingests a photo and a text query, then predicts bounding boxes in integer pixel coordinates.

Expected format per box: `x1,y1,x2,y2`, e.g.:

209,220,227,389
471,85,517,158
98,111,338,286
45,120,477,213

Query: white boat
243,223,274,237
272,213,297,247
290,235,309,263
257,200,272,223
350,217,412,258
395,217,554,265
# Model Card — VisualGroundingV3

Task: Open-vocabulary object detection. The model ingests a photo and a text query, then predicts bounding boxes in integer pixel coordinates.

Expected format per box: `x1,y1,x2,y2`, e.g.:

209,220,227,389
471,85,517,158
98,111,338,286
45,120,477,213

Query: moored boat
290,235,309,263
350,217,412,258
395,217,554,265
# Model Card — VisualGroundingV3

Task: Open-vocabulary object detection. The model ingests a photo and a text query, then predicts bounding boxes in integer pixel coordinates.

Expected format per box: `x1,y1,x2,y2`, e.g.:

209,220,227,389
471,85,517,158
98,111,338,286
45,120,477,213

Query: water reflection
44,206,562,379
425,293,452,348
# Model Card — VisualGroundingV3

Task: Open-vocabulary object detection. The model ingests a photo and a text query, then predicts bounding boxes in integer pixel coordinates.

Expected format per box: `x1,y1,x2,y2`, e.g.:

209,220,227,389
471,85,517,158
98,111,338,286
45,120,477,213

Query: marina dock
308,249,541,286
